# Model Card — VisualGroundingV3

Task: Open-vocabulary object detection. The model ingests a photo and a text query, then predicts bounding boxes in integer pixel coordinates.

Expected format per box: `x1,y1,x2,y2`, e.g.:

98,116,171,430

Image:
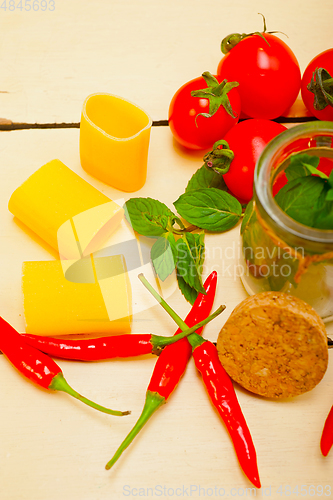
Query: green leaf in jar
312,200,333,229
241,199,256,235
124,197,178,237
329,169,333,189
275,176,326,227
174,188,242,232
326,189,333,201
285,153,320,181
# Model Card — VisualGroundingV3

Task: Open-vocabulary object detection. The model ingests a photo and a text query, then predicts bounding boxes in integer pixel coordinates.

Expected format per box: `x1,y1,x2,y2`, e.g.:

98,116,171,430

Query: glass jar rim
255,121,333,244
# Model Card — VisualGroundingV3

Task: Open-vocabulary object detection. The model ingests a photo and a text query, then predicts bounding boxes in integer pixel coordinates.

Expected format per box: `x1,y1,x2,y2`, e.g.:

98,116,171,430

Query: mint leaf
304,163,329,179
285,153,319,181
275,176,325,227
241,200,256,235
151,233,177,281
326,189,333,201
313,201,333,229
124,197,177,237
174,188,242,232
176,233,205,295
176,275,198,305
329,169,333,189
186,165,227,193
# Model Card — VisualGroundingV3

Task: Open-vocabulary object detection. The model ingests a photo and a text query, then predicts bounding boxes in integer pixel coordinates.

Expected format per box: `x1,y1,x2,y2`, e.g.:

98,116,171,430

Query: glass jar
240,121,333,322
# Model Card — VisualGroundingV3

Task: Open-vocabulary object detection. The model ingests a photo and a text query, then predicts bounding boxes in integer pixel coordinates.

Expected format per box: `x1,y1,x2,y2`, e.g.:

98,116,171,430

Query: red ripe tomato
223,119,287,202
301,48,333,121
168,74,241,150
217,33,301,120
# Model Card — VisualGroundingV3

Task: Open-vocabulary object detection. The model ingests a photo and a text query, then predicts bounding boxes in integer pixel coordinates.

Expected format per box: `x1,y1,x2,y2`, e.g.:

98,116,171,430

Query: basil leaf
174,188,242,232
176,275,198,305
124,197,177,237
275,176,325,227
176,233,205,295
151,233,176,281
186,164,227,193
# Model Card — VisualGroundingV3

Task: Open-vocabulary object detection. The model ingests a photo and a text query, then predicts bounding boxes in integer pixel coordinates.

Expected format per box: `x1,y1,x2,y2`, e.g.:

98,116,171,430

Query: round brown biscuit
216,292,328,399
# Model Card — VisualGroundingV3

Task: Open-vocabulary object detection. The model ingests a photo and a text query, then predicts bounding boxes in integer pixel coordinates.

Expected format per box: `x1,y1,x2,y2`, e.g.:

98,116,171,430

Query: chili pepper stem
139,274,199,332
186,332,207,349
151,305,224,353
50,373,130,416
105,390,165,470
139,274,215,348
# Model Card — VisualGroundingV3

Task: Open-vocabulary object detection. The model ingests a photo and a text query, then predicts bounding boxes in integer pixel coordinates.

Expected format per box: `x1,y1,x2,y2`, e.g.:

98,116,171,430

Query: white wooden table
0,2,332,499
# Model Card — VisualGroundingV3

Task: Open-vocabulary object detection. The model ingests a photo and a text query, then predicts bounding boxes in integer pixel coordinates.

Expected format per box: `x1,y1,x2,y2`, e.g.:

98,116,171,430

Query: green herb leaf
185,164,227,193
241,200,256,235
124,198,178,237
326,189,333,201
175,232,205,295
285,153,320,181
174,188,242,232
313,201,333,229
176,275,198,305
304,163,328,179
275,176,326,227
151,233,177,281
329,169,333,189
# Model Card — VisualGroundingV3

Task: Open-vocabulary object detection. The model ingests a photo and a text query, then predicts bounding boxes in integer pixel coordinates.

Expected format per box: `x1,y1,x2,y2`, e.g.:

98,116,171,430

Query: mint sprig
124,142,243,303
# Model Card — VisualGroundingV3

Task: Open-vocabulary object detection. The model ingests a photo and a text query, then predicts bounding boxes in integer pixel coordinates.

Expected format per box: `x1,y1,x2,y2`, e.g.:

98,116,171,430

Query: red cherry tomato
301,48,333,121
168,75,241,150
217,33,301,120
222,119,287,202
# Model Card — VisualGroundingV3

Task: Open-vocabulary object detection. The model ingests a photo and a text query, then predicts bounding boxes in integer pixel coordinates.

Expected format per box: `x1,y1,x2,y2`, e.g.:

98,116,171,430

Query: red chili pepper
188,334,261,489
320,404,333,456
21,307,223,361
134,274,261,489
105,271,218,470
0,316,129,416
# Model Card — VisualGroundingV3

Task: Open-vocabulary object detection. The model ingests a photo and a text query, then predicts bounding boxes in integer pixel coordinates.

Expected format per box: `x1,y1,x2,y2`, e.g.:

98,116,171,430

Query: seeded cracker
217,292,328,398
